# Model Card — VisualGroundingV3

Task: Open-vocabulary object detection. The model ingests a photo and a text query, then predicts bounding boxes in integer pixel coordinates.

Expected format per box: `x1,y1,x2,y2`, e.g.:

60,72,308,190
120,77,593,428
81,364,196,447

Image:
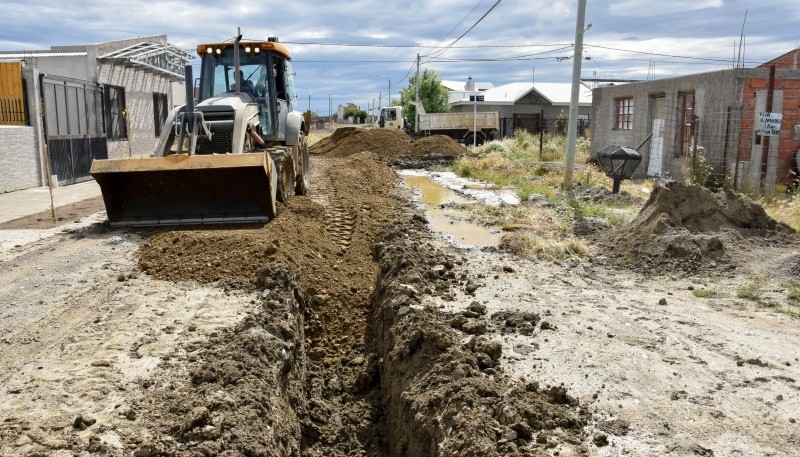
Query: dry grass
499,231,593,261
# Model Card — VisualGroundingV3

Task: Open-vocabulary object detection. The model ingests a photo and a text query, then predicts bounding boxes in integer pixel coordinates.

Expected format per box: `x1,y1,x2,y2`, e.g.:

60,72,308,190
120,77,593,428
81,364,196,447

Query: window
103,84,127,140
153,92,168,136
678,92,696,156
615,97,633,130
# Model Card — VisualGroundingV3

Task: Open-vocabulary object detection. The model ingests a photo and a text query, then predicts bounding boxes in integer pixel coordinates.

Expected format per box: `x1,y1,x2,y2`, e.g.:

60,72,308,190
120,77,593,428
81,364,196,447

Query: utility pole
415,53,421,132
308,93,311,113
564,0,589,192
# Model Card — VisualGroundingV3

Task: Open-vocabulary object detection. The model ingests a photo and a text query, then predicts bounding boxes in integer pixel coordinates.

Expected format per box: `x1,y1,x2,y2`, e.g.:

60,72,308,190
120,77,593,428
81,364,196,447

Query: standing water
401,172,503,248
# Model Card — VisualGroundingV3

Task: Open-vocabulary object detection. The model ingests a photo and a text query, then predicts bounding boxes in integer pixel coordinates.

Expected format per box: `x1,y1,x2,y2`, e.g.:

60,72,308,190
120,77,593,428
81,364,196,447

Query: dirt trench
121,152,588,456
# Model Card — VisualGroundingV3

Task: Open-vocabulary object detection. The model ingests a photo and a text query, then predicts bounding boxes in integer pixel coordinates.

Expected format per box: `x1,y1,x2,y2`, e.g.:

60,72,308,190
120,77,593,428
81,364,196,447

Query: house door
748,89,783,190
647,95,665,176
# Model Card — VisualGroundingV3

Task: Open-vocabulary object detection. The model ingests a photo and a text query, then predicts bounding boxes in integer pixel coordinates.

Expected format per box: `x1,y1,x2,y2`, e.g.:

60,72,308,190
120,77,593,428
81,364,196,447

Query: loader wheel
274,152,295,203
295,131,310,195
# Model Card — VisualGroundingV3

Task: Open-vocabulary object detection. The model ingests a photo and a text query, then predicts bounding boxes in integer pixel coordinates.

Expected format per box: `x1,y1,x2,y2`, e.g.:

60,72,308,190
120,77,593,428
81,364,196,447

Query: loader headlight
254,47,261,54
215,48,222,55
245,46,251,53
206,47,213,54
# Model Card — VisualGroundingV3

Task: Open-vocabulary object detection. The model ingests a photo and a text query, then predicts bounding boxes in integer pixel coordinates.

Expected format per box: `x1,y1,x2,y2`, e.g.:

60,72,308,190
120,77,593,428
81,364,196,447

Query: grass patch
786,282,800,301
692,289,716,298
761,193,800,232
452,131,648,229
499,231,593,261
567,200,628,226
737,276,767,301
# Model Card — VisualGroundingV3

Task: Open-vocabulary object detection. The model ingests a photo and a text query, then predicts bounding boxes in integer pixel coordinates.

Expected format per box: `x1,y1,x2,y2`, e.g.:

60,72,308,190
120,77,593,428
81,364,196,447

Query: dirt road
0,132,799,456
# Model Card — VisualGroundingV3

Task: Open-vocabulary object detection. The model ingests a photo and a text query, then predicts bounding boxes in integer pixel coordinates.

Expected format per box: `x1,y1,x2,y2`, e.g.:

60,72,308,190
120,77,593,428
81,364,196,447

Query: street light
376,74,391,107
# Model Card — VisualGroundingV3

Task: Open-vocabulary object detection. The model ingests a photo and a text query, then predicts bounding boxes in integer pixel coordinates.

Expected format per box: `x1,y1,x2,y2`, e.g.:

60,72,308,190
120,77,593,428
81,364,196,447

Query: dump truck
376,101,499,146
90,33,309,226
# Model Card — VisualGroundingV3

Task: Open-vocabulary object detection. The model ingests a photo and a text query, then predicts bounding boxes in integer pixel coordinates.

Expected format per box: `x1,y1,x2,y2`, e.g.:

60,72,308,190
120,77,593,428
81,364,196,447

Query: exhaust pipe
234,28,242,93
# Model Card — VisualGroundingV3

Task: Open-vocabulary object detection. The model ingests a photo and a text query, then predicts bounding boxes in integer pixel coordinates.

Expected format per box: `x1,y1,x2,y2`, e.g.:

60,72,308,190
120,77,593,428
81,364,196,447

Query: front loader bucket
90,153,277,227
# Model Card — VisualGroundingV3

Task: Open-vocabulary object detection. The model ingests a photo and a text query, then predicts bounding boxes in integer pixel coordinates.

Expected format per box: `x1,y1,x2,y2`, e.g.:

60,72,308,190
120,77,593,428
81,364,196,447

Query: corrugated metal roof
0,52,87,59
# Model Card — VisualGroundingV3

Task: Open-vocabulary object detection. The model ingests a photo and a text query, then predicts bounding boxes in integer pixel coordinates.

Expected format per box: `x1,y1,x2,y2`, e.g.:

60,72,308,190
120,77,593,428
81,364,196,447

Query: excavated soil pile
372,217,589,456
310,127,413,157
599,180,796,274
129,261,306,456
310,127,465,167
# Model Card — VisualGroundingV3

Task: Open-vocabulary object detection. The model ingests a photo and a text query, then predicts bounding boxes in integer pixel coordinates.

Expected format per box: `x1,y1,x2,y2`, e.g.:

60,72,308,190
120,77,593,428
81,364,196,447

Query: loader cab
197,41,296,142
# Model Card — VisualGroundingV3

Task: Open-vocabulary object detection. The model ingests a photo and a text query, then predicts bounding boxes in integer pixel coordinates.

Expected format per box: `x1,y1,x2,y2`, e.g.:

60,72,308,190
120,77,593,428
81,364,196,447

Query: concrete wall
20,55,94,81
0,126,39,192
591,69,745,179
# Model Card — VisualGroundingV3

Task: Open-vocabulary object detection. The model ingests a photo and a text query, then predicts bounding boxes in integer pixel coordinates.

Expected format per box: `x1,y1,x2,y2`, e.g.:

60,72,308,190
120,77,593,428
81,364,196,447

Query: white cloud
608,0,723,17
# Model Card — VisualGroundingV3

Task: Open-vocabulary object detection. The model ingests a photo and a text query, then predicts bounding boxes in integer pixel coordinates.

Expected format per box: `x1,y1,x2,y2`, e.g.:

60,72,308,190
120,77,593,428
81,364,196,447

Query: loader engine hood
198,93,256,110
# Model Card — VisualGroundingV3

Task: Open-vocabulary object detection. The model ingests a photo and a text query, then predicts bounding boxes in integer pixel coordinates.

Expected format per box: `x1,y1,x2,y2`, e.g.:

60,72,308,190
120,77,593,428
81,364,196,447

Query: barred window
153,92,168,136
678,92,696,156
615,97,633,130
103,84,127,140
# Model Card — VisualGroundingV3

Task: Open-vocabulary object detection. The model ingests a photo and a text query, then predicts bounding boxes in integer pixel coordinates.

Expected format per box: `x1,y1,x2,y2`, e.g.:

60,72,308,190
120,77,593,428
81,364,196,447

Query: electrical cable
424,0,502,59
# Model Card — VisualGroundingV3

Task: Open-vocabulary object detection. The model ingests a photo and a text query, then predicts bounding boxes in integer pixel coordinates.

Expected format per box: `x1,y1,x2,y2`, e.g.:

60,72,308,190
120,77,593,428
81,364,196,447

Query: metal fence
499,117,591,139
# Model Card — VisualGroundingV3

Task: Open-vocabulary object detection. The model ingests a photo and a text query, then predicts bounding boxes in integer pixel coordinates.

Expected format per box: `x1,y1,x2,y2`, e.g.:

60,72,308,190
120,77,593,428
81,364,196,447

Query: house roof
450,82,592,107
441,79,494,91
0,51,88,59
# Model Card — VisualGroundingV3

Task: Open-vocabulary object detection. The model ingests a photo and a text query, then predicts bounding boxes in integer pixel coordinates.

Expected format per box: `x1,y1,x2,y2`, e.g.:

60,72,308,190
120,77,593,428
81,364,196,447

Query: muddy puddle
401,171,509,248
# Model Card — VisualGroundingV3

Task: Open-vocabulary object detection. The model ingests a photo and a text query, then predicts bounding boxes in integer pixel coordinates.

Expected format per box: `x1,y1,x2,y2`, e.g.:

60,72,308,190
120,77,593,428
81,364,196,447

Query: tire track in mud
311,166,356,252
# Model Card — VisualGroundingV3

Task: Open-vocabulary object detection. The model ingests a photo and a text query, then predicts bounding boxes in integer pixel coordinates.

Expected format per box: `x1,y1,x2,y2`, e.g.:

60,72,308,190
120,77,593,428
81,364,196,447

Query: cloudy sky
1,0,798,115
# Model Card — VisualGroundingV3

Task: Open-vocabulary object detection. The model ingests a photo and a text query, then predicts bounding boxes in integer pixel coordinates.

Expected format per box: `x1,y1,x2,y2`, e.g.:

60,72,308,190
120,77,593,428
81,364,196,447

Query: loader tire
274,151,295,203
295,131,310,195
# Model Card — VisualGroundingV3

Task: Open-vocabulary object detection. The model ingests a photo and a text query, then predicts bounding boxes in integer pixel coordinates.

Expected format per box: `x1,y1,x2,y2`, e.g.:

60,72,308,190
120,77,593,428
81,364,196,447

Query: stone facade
99,62,174,159
0,126,39,193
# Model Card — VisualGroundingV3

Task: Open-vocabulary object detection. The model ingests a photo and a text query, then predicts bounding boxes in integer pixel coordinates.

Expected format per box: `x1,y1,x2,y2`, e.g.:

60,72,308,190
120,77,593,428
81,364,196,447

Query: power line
585,44,738,63
437,0,488,44
284,41,572,49
425,0,503,59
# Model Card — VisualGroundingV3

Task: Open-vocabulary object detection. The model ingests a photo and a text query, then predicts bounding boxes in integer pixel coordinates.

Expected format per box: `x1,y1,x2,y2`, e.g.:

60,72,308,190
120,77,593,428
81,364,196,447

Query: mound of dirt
412,135,466,156
310,127,413,157
310,127,466,167
599,180,796,274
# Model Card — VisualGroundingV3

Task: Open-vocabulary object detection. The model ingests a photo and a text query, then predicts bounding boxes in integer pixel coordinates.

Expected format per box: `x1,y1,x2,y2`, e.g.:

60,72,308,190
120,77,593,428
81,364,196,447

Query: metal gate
41,75,107,185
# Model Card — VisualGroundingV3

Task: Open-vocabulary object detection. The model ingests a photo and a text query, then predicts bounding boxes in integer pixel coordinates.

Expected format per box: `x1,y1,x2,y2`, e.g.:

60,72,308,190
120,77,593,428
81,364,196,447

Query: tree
399,68,450,130
342,104,367,123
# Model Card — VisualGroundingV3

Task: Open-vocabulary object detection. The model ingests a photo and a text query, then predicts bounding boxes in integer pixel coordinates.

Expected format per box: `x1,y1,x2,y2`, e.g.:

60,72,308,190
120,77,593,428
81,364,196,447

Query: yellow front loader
91,34,310,226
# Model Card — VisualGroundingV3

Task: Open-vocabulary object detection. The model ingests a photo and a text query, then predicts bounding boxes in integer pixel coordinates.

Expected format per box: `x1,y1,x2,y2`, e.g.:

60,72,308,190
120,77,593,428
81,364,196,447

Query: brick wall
0,126,39,192
738,73,800,184
759,49,800,71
